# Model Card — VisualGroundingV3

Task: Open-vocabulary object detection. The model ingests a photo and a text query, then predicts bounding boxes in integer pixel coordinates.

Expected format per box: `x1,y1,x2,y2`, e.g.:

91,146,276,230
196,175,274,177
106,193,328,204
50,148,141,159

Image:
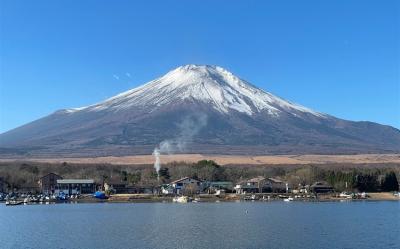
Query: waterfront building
170,177,202,195
234,177,288,194
104,179,138,194
267,178,287,193
310,182,334,193
55,179,95,195
234,177,267,194
38,173,63,194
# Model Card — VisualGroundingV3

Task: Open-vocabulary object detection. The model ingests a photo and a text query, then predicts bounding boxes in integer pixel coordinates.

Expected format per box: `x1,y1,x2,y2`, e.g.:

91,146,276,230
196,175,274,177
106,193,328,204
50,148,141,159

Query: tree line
0,161,398,192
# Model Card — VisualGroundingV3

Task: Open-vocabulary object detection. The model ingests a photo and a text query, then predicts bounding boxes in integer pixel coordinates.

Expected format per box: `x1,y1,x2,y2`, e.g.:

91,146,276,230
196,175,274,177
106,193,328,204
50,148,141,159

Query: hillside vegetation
0,160,399,193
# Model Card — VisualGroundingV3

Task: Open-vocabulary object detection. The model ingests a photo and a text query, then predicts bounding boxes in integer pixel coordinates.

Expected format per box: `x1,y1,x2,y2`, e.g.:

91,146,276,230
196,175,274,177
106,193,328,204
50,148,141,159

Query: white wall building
170,177,202,195
55,179,95,195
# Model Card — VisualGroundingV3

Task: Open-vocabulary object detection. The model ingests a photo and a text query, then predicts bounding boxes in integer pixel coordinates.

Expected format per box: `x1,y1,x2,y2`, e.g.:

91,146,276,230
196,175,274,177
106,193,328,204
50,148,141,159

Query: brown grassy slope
1,154,399,165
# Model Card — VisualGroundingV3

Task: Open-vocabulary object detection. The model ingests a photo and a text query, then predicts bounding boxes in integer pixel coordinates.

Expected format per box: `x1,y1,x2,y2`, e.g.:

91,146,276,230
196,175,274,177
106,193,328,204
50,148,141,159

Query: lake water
1,201,399,249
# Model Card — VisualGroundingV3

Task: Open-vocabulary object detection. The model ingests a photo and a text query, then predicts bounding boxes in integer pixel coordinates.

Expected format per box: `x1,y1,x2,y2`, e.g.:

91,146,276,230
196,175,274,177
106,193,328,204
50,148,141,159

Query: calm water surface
0,201,399,249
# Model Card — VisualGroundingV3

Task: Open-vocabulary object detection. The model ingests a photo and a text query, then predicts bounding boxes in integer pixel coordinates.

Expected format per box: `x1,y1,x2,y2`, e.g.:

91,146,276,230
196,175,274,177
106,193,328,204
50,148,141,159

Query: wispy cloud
113,74,120,80
126,72,131,78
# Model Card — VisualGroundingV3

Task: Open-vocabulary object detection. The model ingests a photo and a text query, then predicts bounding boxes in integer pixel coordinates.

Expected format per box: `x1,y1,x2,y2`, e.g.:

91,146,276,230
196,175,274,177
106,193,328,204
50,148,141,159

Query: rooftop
267,178,285,183
170,177,202,184
57,179,94,184
247,176,266,183
40,173,62,179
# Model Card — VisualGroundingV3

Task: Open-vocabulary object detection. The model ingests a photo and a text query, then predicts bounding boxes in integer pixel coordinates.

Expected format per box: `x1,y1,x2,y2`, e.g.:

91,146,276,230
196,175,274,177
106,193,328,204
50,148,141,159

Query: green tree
127,172,141,185
121,170,128,181
355,173,378,192
159,167,171,183
193,160,226,181
381,172,399,191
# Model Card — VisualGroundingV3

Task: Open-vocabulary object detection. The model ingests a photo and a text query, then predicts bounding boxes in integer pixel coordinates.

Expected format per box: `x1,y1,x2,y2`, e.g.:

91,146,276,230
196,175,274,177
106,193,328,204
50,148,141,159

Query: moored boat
339,192,352,199
5,200,23,206
94,191,109,200
173,196,189,203
244,195,258,201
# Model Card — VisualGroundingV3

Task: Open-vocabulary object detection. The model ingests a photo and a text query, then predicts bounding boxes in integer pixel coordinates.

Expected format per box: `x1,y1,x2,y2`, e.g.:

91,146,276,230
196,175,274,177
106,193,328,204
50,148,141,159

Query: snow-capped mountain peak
65,64,324,117
2,64,400,157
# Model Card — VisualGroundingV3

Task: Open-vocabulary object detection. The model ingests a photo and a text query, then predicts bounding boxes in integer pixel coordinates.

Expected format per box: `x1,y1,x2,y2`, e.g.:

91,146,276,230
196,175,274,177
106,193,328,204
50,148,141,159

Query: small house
104,179,137,194
234,177,268,194
310,182,334,193
234,177,288,194
266,178,288,193
38,173,63,194
170,177,202,195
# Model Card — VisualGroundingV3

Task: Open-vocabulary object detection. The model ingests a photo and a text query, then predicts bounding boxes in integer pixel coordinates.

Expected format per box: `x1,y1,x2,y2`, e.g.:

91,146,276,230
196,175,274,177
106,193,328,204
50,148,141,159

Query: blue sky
0,0,399,133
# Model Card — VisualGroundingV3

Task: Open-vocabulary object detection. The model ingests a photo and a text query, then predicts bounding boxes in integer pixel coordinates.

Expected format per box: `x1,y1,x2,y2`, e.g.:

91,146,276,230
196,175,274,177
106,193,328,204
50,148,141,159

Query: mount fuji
1,64,399,157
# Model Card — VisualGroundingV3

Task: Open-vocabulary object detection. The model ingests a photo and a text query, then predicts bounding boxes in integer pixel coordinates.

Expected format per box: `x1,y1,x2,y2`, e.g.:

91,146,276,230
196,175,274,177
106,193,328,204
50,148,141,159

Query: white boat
283,197,294,202
339,192,352,199
261,195,270,201
5,200,23,206
244,195,258,201
173,196,189,203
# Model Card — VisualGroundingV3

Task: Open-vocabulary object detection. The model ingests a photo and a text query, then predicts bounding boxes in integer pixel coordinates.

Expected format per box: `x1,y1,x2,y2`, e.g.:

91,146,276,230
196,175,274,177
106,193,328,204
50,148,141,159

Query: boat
94,191,108,199
339,192,352,199
261,195,271,201
57,192,68,201
244,195,258,201
173,196,189,203
5,200,23,206
283,197,294,202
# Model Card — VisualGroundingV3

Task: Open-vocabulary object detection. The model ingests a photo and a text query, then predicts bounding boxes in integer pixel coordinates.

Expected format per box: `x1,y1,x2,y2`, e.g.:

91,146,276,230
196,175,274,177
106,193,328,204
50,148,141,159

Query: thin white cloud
126,72,131,78
113,74,120,80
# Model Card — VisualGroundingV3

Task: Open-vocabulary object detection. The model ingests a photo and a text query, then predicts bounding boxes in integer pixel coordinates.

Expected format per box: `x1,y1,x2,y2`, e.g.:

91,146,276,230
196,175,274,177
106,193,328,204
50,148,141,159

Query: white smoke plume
152,113,208,179
152,148,161,181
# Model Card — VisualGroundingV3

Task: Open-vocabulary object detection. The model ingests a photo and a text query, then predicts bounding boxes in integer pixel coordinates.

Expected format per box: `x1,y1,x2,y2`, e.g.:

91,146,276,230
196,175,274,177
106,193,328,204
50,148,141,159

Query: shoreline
3,193,399,205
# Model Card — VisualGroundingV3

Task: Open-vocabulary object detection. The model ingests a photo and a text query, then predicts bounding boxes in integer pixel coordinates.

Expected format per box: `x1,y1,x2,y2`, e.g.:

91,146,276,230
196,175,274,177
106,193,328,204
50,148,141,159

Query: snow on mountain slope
65,65,325,117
